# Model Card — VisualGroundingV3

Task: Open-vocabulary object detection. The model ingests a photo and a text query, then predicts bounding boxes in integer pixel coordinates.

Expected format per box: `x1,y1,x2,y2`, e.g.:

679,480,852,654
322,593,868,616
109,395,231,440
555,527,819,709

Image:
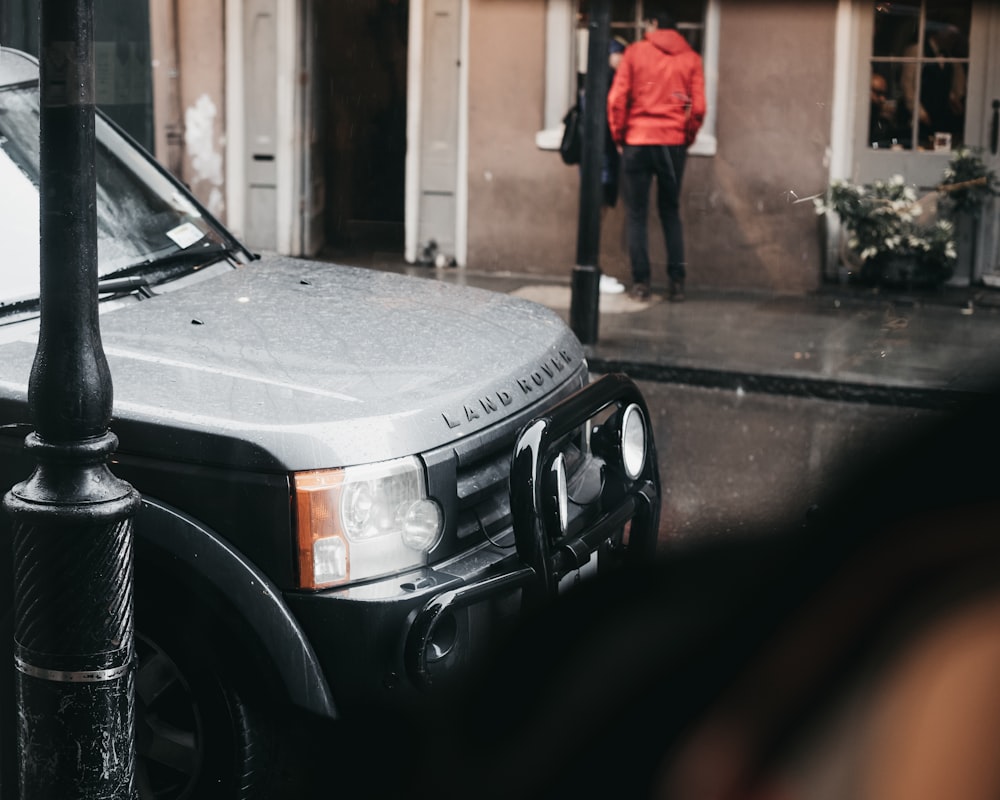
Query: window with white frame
866,0,971,152
578,0,707,56
538,0,717,156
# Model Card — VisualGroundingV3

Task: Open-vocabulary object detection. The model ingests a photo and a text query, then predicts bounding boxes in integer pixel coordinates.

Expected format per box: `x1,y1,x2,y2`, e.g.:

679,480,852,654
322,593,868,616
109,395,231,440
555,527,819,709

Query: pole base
570,265,601,345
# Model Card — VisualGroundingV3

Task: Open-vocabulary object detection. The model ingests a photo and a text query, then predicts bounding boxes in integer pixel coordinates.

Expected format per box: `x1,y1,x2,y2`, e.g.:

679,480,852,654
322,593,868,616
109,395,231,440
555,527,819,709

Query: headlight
621,403,647,480
293,457,443,589
546,453,569,535
591,402,648,481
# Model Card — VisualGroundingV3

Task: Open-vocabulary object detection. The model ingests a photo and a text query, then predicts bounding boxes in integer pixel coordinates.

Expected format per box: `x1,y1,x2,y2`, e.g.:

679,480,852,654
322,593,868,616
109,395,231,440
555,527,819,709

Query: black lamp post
569,0,610,345
2,0,140,796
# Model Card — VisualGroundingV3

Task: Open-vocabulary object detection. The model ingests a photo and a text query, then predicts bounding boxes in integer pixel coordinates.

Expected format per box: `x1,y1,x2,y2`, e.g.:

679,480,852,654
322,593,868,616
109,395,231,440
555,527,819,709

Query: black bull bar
405,373,661,688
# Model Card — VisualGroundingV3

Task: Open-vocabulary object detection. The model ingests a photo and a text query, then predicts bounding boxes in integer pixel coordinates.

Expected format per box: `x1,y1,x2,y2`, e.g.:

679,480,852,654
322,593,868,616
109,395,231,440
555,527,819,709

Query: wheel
134,614,304,800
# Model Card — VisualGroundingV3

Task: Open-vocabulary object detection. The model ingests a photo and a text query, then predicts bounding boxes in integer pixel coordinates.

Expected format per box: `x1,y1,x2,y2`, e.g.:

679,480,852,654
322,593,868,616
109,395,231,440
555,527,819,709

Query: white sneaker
599,275,625,295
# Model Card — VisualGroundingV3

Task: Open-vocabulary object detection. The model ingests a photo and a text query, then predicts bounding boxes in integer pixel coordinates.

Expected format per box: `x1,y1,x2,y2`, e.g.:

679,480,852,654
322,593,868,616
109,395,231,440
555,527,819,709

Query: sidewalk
317,247,1000,410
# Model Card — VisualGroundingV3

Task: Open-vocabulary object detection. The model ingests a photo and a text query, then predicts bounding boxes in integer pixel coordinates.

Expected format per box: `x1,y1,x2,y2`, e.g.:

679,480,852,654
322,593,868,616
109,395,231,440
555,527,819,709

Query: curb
587,357,981,412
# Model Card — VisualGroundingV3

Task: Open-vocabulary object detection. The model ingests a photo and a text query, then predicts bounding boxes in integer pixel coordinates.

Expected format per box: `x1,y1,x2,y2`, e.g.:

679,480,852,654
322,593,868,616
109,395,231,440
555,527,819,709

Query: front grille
455,445,514,540
423,369,587,557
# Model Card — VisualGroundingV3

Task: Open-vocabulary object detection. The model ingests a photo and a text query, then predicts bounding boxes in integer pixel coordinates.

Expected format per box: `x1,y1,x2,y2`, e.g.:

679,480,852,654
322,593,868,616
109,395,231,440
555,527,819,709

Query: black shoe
668,279,685,302
630,282,651,301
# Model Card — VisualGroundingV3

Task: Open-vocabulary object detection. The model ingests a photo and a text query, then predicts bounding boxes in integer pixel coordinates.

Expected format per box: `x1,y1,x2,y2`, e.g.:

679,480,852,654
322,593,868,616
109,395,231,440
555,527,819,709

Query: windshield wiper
0,296,40,320
98,242,234,290
5,244,236,314
97,274,153,296
114,241,232,275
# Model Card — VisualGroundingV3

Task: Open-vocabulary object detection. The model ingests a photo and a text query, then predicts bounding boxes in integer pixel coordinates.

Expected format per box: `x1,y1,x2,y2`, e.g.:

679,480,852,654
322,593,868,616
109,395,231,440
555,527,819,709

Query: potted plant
815,174,957,287
938,147,1000,217
937,147,999,284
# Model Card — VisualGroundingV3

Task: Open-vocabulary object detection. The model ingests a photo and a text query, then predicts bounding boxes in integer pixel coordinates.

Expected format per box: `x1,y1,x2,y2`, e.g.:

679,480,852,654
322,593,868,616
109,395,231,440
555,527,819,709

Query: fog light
592,402,648,481
621,403,646,480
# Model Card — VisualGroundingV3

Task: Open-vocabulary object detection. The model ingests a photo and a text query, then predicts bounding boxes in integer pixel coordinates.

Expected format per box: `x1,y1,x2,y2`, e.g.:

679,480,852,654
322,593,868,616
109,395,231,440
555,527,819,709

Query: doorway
232,0,460,263
314,0,409,259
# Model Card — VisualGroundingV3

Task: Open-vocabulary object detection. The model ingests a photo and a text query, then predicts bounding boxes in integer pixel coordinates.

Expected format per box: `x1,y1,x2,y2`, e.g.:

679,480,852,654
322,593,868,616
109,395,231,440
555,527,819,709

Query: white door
973,6,1000,285
243,0,278,252
851,0,1000,282
296,0,325,256
412,0,462,263
237,0,319,256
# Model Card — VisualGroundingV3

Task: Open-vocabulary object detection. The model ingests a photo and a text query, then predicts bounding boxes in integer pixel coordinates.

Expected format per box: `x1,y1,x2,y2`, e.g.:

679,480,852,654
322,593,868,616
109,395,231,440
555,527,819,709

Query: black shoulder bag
559,104,582,165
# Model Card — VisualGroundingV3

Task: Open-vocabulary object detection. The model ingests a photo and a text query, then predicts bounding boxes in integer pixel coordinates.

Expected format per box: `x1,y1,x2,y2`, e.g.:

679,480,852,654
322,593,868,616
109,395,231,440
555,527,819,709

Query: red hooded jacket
607,28,706,148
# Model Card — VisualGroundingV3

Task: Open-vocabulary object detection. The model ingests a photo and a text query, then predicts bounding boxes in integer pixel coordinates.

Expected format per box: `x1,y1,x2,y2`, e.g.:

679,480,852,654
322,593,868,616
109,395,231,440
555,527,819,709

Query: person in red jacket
607,5,706,301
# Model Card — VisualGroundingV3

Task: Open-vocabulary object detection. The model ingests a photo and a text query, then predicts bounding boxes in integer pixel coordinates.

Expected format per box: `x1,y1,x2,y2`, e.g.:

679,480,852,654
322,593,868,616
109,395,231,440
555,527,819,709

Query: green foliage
938,147,1000,218
814,175,956,283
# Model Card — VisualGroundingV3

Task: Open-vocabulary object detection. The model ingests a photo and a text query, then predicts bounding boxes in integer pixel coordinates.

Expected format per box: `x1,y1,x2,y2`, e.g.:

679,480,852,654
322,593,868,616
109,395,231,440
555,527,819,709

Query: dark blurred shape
408,385,1000,800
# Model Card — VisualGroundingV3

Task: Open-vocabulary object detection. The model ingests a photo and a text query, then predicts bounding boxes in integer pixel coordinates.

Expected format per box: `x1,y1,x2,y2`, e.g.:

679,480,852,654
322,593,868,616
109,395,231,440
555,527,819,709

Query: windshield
0,75,231,307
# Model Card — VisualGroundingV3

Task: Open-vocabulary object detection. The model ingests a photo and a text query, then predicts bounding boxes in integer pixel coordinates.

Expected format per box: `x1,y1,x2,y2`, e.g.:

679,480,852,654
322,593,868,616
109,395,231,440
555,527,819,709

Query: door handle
992,99,999,156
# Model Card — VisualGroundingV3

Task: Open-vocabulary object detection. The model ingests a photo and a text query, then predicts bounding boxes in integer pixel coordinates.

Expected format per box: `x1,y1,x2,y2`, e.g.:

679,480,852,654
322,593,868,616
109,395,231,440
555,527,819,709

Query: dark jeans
622,144,687,284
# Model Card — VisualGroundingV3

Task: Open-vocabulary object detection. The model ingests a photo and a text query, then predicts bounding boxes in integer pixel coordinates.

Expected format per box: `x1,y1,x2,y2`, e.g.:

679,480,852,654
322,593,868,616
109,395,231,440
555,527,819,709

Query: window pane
868,63,905,149
578,0,638,24
670,0,707,25
611,0,637,24
869,0,970,152
924,0,971,57
609,25,640,45
579,0,706,52
678,25,703,54
580,0,640,44
910,12,969,149
579,0,704,25
872,2,918,58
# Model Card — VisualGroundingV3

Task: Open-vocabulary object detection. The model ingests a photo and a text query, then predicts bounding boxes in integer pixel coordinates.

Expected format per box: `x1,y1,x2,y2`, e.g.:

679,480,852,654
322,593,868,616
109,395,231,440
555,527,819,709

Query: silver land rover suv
0,46,660,797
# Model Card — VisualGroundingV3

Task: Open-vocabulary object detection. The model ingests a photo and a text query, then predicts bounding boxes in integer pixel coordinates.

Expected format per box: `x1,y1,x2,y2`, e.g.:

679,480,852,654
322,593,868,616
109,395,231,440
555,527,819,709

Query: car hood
0,257,586,470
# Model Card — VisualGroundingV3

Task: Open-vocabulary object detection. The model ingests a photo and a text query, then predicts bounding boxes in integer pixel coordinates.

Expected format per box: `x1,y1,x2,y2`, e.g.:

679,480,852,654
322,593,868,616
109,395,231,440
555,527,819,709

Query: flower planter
816,173,964,291
862,255,916,287
857,253,953,289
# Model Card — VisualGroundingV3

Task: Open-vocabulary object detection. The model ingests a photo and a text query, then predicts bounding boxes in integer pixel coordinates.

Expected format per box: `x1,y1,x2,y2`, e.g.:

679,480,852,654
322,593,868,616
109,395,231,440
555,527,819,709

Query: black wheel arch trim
135,497,338,719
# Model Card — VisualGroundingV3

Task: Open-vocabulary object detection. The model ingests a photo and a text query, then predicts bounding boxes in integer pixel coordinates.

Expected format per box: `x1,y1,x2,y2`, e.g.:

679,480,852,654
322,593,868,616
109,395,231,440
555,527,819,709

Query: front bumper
286,374,660,710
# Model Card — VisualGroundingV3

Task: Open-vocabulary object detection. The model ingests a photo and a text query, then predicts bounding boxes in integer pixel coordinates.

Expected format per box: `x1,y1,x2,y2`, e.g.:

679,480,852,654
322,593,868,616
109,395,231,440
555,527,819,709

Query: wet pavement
316,247,1000,407
637,380,940,540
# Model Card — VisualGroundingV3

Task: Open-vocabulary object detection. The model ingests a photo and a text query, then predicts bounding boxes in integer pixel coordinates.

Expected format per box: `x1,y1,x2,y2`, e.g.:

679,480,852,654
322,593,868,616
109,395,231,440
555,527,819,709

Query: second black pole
569,0,611,345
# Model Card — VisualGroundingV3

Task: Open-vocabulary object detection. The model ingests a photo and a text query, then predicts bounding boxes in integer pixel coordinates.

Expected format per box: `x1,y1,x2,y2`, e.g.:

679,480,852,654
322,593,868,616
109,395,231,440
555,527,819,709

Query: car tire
134,611,306,800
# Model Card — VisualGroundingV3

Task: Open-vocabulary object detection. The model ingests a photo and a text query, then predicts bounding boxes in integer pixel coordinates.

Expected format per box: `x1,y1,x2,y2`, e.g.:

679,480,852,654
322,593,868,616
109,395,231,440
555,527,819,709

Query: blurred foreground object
420,385,1000,800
